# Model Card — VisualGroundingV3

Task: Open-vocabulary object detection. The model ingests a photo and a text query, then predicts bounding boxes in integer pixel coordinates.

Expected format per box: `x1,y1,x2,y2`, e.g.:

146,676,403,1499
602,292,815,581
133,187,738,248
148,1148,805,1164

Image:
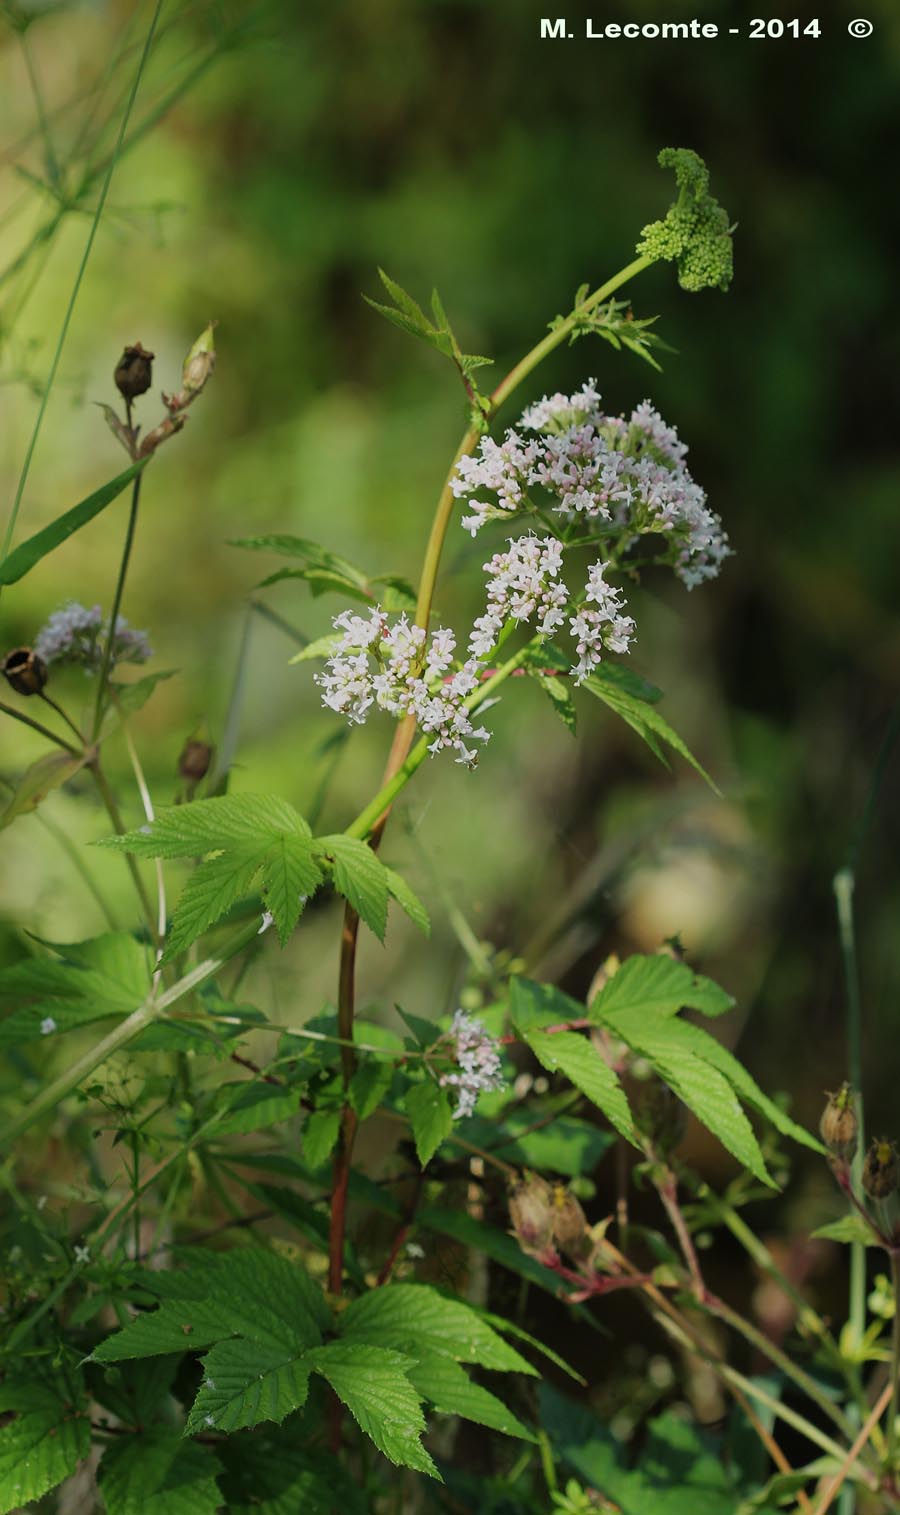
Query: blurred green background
1,0,899,1208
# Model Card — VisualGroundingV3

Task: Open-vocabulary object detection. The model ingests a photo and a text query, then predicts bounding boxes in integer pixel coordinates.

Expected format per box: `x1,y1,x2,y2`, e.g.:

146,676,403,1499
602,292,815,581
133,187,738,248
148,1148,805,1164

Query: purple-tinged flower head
438,1009,505,1119
315,607,490,767
34,602,152,674
471,533,569,659
569,560,636,683
451,381,730,589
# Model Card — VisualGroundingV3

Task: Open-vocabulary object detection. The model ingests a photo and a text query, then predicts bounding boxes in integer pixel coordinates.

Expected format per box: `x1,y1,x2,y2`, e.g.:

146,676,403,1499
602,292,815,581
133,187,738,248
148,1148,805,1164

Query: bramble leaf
522,1028,635,1144
0,1367,91,1515
589,954,734,1020
307,1342,438,1477
0,932,151,1047
405,1078,453,1166
408,1352,535,1440
98,1428,222,1515
339,1282,535,1374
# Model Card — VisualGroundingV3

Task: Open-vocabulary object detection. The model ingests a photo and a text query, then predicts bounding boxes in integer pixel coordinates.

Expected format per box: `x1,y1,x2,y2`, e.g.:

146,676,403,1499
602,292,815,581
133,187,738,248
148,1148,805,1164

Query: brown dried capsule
551,1183,592,1261
820,1084,858,1163
179,739,214,786
508,1173,554,1255
862,1139,899,1201
114,342,154,401
2,646,48,696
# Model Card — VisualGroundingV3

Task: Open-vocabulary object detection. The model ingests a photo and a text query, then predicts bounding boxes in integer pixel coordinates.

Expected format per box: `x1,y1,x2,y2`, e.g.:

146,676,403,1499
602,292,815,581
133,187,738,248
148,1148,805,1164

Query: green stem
88,759,156,938
1,0,164,561
0,698,80,754
835,867,866,1355
92,469,143,740
345,645,532,840
706,1293,862,1450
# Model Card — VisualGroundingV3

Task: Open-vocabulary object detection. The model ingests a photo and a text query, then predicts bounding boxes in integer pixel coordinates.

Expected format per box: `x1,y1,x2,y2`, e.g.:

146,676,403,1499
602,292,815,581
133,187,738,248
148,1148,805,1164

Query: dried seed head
820,1084,858,1162
550,1183,592,1261
508,1173,555,1255
2,646,48,696
862,1139,899,1201
114,342,154,401
178,738,214,785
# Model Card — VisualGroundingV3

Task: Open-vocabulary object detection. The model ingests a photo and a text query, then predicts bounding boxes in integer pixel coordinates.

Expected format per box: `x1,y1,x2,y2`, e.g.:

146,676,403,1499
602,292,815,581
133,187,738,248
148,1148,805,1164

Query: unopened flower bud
181,322,216,397
2,646,48,696
114,342,154,401
179,738,214,786
820,1084,858,1162
508,1173,554,1255
551,1183,592,1261
862,1139,900,1201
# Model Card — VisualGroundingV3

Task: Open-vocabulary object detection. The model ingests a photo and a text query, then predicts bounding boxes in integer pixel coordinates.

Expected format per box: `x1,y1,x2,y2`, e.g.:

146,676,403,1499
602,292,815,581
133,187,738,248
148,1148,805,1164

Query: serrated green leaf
376,268,431,328
383,865,430,935
261,833,322,945
0,933,151,1047
811,1214,880,1247
288,632,341,665
92,1250,327,1363
509,975,584,1032
523,1028,634,1143
100,793,308,858
98,1428,221,1515
0,1369,90,1515
161,847,267,964
0,460,146,585
395,1006,442,1047
583,674,716,788
405,1079,453,1166
100,795,319,957
532,670,577,734
349,1059,394,1120
590,954,734,1020
653,1015,824,1155
0,748,87,830
256,565,372,601
185,1338,312,1434
339,1283,534,1374
230,534,368,586
604,1010,772,1185
308,1342,438,1477
212,1082,305,1137
216,1433,367,1515
408,1351,535,1440
108,668,179,720
302,1107,341,1168
314,833,389,939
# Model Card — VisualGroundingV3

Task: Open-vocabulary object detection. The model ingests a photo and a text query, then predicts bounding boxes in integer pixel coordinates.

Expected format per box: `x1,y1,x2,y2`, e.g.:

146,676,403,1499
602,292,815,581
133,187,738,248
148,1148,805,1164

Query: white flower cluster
569,561,636,683
438,1009,505,1119
470,533,568,657
451,382,728,589
315,608,489,767
34,602,152,673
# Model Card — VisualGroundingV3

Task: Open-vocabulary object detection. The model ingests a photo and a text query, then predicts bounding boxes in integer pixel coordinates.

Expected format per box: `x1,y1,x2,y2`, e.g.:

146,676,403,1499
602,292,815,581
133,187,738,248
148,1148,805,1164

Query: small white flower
40,1017,57,1036
258,911,274,935
73,1244,90,1265
405,1242,425,1259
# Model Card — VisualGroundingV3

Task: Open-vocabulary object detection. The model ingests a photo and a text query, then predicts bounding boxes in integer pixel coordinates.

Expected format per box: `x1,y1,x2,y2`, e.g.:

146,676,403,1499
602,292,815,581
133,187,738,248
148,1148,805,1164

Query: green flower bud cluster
637,148,734,294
